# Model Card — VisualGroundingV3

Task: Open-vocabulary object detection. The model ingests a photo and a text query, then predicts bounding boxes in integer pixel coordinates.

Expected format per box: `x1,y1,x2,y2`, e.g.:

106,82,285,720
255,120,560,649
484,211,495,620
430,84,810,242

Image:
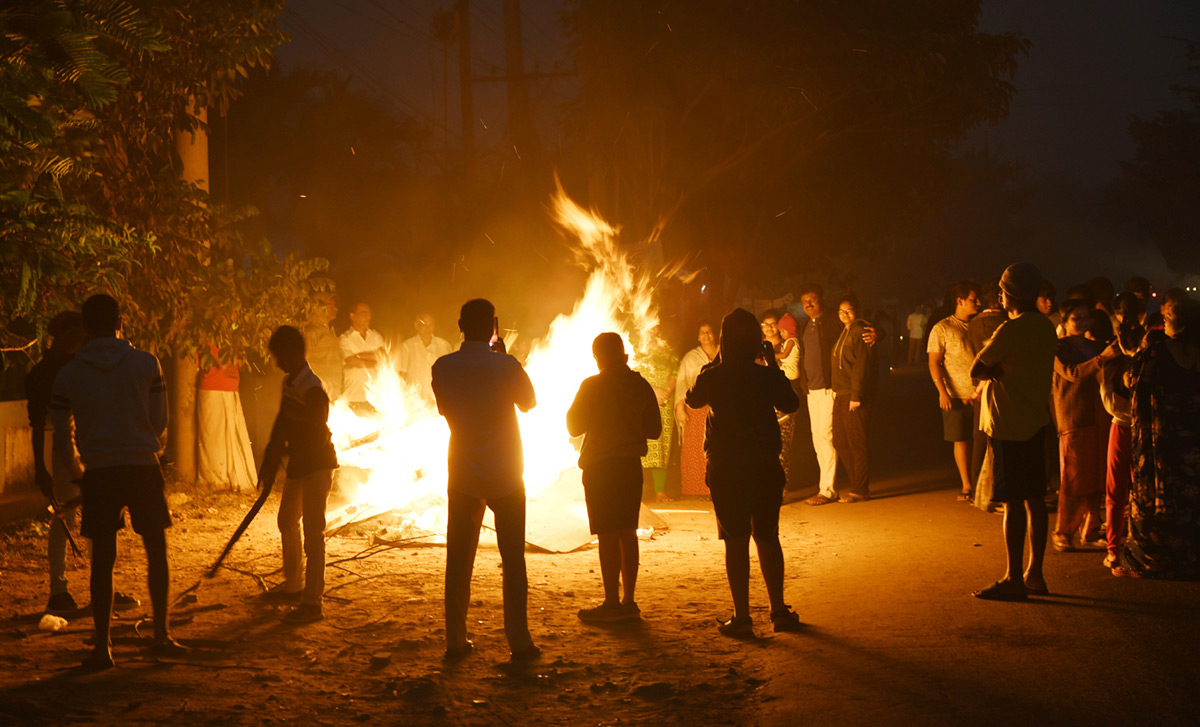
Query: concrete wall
0,400,45,524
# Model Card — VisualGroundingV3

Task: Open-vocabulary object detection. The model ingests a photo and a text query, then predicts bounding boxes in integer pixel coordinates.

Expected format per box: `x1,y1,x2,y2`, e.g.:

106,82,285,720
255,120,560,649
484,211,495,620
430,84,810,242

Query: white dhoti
198,389,257,491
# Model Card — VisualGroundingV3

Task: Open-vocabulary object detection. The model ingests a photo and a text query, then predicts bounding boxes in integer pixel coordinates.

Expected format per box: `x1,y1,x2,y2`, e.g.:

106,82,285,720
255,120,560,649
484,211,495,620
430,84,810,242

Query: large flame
326,186,663,537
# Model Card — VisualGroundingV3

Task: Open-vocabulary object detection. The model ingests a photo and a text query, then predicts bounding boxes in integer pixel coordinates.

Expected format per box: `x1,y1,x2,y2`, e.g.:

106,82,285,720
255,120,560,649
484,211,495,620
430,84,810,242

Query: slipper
972,580,1028,601
81,649,115,672
957,492,973,502
717,615,754,637
1111,566,1144,579
1024,581,1049,596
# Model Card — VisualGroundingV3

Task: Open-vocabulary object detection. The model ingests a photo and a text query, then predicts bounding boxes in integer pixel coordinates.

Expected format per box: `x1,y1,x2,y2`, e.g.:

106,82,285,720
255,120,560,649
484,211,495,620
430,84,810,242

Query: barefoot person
49,294,184,669
258,326,340,624
970,264,1058,601
432,299,540,662
685,309,803,635
567,333,662,623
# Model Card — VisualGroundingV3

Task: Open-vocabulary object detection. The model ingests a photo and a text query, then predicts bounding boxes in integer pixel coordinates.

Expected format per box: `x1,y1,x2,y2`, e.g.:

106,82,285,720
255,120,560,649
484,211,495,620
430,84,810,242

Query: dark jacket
261,363,338,481
831,319,878,403
685,360,800,465
566,364,662,469
796,313,841,395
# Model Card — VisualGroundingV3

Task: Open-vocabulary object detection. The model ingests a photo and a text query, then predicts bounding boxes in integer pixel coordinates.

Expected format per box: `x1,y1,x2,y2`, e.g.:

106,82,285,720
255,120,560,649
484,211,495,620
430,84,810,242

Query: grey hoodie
50,337,168,469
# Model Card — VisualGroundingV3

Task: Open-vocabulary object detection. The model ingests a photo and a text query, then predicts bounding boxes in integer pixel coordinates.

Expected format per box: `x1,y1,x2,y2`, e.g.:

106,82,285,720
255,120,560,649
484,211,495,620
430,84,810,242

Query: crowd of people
22,259,1200,669
922,266,1200,598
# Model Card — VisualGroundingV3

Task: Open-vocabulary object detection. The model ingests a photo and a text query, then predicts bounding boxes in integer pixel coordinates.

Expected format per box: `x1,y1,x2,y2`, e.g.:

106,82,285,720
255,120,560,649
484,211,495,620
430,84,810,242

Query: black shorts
80,464,171,539
942,399,974,442
990,430,1047,504
706,459,785,539
581,457,643,535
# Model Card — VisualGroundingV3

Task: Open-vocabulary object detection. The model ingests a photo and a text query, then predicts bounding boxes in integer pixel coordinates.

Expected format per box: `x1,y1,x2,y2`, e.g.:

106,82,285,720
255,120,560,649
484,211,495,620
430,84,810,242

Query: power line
281,7,455,140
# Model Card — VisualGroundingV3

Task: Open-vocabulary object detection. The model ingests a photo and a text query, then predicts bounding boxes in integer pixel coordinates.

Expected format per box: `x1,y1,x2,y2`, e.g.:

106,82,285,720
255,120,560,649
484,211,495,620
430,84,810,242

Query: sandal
770,607,804,633
957,491,973,502
717,615,754,637
972,580,1028,601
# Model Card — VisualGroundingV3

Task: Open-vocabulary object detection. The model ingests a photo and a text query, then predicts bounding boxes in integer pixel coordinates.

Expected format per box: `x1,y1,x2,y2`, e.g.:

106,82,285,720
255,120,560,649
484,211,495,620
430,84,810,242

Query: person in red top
197,344,256,491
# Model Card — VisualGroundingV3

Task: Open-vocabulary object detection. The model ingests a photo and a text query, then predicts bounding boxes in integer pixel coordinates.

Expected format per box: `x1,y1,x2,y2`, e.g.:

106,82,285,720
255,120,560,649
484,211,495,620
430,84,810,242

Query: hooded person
685,308,803,636
49,294,184,670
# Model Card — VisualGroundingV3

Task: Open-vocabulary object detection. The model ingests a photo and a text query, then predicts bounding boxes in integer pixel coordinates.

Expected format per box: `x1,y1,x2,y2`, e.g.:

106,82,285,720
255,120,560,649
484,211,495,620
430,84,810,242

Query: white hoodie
50,337,168,469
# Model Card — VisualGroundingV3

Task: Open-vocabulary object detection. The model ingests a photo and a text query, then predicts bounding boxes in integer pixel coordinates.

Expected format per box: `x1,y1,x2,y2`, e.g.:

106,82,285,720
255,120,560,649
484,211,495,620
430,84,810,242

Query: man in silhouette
432,299,540,661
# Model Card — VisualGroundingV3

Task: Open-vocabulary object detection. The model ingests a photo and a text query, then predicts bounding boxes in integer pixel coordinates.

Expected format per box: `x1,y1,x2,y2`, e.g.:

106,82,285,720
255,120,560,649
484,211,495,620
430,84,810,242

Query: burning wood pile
321,188,670,552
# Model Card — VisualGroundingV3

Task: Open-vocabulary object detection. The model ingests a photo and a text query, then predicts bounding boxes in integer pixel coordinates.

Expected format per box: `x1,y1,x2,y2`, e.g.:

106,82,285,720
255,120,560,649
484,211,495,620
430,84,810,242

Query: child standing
567,333,662,622
260,326,339,624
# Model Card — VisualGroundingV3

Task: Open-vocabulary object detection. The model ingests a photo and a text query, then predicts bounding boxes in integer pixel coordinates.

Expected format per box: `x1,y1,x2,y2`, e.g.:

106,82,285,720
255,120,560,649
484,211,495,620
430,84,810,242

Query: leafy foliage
1,0,331,364
0,0,164,330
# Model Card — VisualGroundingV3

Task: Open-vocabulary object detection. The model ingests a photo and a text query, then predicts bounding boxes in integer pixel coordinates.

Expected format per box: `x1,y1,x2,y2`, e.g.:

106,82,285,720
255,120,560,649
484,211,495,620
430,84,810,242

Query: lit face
761,317,779,340
415,314,435,339
1063,306,1091,337
959,291,981,317
801,292,823,319
1164,311,1179,339
697,324,715,348
1036,296,1053,316
837,302,857,327
350,303,372,332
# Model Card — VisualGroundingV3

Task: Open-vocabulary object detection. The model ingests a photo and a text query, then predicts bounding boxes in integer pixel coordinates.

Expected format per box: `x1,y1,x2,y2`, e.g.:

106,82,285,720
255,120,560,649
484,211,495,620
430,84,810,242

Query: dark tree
562,0,1028,284
1117,41,1200,272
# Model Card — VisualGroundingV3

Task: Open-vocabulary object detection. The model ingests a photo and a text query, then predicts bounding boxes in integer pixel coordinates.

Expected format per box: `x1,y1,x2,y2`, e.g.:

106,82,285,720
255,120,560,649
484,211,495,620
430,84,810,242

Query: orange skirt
681,407,710,495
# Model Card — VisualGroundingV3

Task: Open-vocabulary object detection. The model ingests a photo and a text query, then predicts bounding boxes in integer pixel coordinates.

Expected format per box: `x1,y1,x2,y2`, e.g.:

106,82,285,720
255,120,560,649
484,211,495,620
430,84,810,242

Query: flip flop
972,580,1028,601
1024,582,1049,596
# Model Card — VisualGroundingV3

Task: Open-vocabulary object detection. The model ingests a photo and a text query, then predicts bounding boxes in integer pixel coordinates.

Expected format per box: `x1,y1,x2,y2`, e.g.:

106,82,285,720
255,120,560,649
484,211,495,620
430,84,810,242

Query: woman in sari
1116,299,1200,579
675,323,719,495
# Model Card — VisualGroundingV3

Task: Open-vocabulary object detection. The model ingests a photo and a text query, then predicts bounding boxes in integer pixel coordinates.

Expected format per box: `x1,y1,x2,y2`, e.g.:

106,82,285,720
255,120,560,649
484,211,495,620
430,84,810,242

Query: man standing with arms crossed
432,299,540,662
927,282,981,501
50,294,185,669
970,264,1058,601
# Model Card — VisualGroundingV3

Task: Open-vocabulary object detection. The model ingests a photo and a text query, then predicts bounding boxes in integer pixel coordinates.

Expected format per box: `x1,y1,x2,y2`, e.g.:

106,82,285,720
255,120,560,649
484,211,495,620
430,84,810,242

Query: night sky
277,1,1200,184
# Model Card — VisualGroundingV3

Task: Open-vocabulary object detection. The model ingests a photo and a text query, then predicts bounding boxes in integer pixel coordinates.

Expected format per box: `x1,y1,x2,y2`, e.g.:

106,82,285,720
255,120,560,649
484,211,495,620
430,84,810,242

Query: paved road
751,368,1200,727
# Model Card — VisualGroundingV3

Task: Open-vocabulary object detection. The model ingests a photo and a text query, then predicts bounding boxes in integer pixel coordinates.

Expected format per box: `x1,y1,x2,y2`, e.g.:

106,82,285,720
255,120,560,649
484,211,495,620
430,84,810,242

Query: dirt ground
3,369,1199,726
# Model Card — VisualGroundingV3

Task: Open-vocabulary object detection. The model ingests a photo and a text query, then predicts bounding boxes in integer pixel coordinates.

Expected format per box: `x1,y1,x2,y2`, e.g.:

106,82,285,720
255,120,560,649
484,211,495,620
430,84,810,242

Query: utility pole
456,0,474,171
503,0,539,166
171,102,207,485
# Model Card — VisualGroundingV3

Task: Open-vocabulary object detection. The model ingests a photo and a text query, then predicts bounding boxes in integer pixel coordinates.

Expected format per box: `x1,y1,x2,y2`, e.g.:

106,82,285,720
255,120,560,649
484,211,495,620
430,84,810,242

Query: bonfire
322,187,670,551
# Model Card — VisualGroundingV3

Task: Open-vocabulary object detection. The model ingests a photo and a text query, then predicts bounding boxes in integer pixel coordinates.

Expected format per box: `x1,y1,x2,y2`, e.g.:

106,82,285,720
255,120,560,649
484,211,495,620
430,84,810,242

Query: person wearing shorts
567,333,662,623
970,264,1058,601
50,294,184,670
685,309,802,636
927,281,981,501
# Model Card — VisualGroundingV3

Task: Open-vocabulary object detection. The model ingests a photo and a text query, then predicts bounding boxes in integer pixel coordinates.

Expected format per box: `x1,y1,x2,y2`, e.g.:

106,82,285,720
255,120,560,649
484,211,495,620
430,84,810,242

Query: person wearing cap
970,263,1058,601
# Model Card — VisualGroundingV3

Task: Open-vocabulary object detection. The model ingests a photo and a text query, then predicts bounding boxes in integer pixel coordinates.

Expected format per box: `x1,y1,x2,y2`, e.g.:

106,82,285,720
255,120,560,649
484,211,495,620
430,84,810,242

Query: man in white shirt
907,304,928,365
432,298,540,663
339,301,385,413
927,282,981,501
398,312,454,405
